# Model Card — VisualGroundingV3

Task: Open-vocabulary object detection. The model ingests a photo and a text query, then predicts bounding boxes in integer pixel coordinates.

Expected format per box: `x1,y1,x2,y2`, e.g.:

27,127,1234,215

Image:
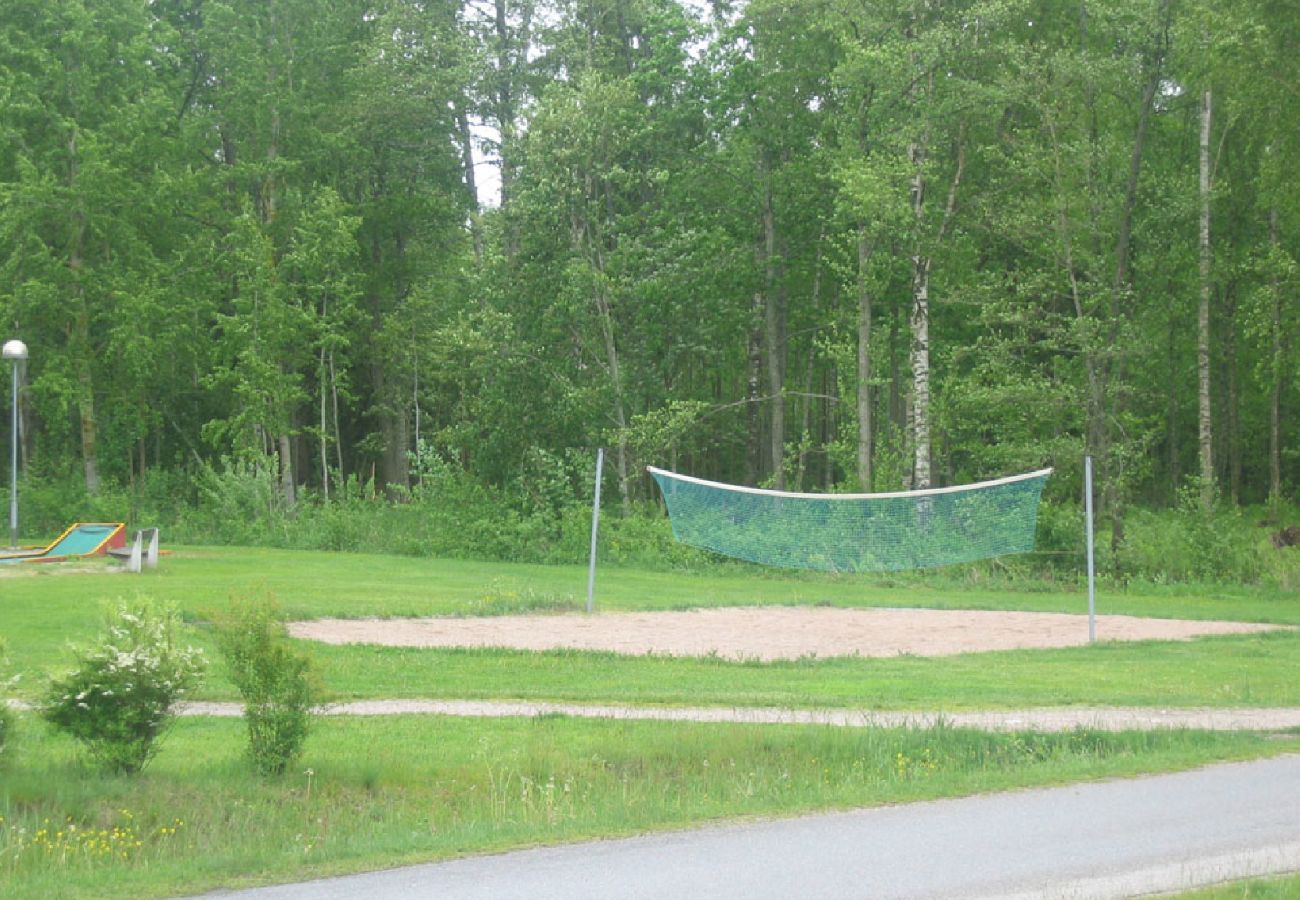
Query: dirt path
171,699,1300,732
11,696,1296,730
289,605,1284,661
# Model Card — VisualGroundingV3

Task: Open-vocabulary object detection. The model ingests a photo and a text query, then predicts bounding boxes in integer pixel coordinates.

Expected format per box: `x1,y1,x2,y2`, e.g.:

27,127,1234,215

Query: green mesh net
649,467,1052,573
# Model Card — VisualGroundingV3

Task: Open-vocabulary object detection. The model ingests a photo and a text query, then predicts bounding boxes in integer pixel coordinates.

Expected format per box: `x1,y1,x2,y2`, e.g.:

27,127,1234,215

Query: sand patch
288,606,1285,661
0,561,124,576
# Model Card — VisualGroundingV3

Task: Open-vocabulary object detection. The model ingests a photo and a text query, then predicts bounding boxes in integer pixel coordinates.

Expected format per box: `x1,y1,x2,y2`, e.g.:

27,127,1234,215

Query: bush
177,457,291,546
1118,487,1270,585
212,596,318,776
40,597,205,774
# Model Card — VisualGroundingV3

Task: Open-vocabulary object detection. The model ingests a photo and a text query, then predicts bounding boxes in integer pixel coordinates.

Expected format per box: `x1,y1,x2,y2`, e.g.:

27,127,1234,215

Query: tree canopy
1,0,1296,536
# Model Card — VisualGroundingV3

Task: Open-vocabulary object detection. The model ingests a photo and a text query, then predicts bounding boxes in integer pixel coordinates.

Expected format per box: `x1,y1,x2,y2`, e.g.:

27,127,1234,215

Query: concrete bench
107,527,160,572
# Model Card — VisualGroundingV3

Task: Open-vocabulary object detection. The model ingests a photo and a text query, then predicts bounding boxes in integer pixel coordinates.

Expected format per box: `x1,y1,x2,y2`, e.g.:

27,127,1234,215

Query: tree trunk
906,122,964,491
493,0,521,213
1268,208,1283,510
573,179,630,509
376,386,410,493
369,265,411,497
1166,312,1179,492
278,432,296,507
907,134,931,490
68,127,100,496
909,258,932,490
457,106,483,263
594,279,630,510
264,0,282,226
796,236,824,490
77,356,100,496
330,349,344,482
1225,285,1241,504
1197,87,1214,508
319,346,330,501
824,363,839,489
796,347,815,490
889,298,904,441
856,228,874,490
1104,2,1168,564
761,173,786,489
745,292,763,486
1048,112,1106,493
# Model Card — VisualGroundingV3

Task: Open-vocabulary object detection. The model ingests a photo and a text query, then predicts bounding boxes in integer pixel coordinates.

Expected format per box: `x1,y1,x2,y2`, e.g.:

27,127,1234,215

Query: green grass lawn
1,712,1294,900
3,545,1299,898
305,631,1300,709
3,546,1298,709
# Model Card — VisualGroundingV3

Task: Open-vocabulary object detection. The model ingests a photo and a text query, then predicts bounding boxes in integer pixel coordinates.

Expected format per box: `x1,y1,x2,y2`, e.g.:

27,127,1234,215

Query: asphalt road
201,754,1300,899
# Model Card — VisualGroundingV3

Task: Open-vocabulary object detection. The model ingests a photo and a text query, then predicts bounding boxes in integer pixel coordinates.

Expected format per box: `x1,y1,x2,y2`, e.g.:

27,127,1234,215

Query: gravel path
11,698,1299,731
172,699,1300,732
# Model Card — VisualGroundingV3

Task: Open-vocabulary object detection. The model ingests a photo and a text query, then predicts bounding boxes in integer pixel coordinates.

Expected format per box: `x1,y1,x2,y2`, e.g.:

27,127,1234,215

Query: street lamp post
3,339,27,550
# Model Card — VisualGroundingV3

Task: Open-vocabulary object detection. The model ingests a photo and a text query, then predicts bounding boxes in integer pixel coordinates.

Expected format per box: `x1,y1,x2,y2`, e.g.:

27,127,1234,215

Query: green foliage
1119,490,1292,587
181,457,290,546
0,704,10,764
101,449,1298,587
1033,501,1086,560
4,470,185,540
2,0,1296,583
0,638,12,763
39,597,205,774
167,452,702,568
210,596,318,776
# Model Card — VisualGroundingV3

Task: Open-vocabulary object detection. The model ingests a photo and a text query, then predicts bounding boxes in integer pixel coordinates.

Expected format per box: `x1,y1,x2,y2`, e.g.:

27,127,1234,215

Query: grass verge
1174,874,1300,898
1,712,1294,899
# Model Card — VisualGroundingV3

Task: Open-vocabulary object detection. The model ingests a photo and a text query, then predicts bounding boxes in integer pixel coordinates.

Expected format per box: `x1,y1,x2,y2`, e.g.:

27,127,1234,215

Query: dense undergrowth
6,462,1297,589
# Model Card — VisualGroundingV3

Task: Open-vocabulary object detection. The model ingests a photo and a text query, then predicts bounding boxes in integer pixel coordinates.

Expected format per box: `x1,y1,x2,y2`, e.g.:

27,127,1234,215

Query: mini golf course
0,522,125,564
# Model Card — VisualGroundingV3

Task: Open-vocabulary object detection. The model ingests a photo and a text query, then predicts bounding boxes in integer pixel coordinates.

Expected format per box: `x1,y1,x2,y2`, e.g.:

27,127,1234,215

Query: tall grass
0,712,1289,900
1178,875,1300,899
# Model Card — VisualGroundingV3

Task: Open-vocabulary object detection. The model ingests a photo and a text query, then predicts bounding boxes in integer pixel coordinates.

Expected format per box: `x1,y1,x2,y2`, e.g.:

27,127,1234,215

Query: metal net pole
587,448,604,614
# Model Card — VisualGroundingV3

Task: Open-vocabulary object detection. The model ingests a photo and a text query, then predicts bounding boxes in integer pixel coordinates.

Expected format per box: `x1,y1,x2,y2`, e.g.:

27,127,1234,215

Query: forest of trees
1,0,1296,545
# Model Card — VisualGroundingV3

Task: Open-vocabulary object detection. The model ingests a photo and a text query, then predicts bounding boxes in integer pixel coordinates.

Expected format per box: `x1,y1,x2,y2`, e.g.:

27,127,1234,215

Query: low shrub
211,596,319,776
40,597,205,774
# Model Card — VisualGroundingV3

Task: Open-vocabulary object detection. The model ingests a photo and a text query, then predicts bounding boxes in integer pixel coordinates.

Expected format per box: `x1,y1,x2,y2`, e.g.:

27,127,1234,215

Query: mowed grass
3,546,1300,898
2,546,1299,709
1,711,1294,900
306,632,1300,709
